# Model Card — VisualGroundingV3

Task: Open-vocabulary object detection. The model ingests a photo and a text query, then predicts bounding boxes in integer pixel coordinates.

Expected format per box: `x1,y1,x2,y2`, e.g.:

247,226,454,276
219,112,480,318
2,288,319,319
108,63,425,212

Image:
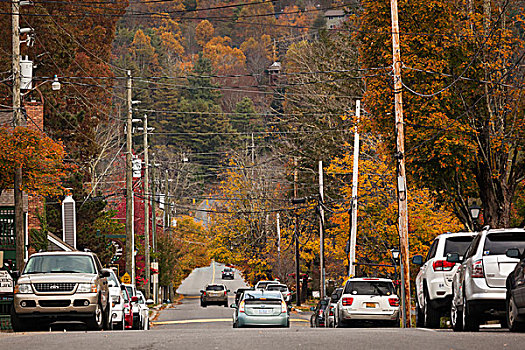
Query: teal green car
231,290,290,328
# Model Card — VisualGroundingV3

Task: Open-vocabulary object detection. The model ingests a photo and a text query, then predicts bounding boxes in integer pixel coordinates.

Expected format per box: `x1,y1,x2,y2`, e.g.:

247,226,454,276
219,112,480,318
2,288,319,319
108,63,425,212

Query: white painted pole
348,100,360,277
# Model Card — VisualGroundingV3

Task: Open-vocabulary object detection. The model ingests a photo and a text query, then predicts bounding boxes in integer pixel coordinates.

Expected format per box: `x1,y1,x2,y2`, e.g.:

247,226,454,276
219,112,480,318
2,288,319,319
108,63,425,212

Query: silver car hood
19,273,96,284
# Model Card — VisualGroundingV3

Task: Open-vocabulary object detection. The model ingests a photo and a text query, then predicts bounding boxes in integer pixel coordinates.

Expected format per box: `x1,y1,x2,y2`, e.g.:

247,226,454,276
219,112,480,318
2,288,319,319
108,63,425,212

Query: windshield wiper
49,270,81,273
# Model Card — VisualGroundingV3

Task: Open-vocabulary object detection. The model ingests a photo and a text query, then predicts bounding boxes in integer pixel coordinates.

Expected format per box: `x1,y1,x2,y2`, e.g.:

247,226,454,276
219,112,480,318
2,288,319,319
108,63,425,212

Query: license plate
258,309,272,315
365,302,377,308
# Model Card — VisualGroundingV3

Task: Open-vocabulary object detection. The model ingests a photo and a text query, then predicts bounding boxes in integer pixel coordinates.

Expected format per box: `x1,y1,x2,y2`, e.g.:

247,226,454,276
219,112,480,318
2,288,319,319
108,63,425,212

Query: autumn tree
359,0,525,229
195,20,215,47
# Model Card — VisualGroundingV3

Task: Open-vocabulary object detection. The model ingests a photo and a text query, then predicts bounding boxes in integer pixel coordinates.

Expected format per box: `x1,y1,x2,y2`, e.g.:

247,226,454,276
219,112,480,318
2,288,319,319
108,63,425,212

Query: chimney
62,190,76,249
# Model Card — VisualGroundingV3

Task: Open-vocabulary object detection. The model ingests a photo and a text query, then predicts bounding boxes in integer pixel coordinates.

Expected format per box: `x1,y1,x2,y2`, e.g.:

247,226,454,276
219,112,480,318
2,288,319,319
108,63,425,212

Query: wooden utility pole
390,0,411,328
125,70,134,280
318,160,325,299
12,0,24,270
348,100,360,277
293,160,301,306
143,114,151,298
151,154,158,303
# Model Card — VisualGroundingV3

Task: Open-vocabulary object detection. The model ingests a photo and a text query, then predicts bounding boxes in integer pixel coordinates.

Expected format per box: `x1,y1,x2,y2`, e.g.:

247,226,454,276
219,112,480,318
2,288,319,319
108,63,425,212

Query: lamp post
390,248,400,289
468,202,481,231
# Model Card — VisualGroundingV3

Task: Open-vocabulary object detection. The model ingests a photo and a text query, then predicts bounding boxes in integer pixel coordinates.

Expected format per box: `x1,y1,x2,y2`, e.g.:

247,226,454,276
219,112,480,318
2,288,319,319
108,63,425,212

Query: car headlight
14,283,32,294
77,283,97,293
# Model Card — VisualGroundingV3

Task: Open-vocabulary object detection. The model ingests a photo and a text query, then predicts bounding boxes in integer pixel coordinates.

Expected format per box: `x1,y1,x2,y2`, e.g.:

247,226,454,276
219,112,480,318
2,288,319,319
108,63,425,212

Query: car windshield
206,285,225,291
23,255,96,274
483,232,525,256
445,236,474,256
344,281,394,296
266,285,288,292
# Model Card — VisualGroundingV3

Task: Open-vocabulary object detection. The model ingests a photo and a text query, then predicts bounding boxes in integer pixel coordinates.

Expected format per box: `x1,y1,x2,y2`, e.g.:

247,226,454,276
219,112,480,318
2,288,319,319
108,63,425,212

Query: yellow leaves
195,20,215,47
203,36,247,75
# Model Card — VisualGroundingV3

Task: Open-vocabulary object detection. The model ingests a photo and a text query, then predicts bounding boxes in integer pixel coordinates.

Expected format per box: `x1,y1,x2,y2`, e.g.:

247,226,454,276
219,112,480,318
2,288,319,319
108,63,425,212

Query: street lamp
468,202,481,231
390,248,400,282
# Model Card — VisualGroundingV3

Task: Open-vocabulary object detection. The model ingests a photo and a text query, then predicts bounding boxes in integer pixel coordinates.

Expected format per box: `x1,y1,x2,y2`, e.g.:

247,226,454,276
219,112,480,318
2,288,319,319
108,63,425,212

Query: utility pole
12,0,24,270
151,154,158,303
293,160,301,306
125,70,134,282
276,212,281,279
390,0,411,328
143,114,151,299
318,160,325,299
348,100,360,277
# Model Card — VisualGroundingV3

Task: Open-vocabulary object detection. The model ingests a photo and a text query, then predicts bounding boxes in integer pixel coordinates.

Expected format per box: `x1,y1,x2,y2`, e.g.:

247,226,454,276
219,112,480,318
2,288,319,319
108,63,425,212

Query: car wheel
415,298,424,327
201,301,207,308
423,290,441,328
450,292,463,332
462,292,479,332
507,293,525,332
10,306,31,332
87,302,104,331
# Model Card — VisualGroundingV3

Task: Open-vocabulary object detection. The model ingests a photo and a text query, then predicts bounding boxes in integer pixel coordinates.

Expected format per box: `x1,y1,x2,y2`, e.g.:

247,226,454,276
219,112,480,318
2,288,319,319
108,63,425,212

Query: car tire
507,293,525,332
462,293,479,332
103,303,111,330
87,302,104,331
10,306,31,332
450,292,463,332
388,320,400,328
415,298,424,327
201,301,207,308
423,289,441,328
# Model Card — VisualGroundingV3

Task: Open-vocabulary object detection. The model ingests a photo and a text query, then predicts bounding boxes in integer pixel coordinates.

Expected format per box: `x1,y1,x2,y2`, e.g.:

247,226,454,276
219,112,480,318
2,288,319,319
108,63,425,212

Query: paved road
3,261,525,349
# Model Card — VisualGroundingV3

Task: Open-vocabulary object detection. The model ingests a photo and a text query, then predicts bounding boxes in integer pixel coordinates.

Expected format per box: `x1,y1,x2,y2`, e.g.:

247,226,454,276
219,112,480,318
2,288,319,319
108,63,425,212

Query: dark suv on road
222,267,234,280
11,251,111,331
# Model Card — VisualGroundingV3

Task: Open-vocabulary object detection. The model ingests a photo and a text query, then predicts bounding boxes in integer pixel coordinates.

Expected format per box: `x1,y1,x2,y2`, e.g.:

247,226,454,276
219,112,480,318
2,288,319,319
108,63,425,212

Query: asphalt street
2,261,525,349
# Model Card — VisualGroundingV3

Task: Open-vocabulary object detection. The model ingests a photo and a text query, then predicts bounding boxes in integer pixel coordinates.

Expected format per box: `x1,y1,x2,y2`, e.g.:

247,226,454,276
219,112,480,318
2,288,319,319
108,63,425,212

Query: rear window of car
266,285,288,292
344,281,394,296
444,236,474,256
206,285,225,291
223,268,232,272
483,232,525,256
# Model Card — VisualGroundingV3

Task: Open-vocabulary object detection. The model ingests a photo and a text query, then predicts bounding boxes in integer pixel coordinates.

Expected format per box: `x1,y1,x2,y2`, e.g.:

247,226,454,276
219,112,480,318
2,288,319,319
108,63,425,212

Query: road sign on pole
121,272,131,284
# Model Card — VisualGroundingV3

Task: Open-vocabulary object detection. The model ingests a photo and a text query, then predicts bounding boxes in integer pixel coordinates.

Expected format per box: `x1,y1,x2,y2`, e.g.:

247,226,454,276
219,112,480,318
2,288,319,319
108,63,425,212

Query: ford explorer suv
11,251,111,331
448,228,525,331
412,232,476,328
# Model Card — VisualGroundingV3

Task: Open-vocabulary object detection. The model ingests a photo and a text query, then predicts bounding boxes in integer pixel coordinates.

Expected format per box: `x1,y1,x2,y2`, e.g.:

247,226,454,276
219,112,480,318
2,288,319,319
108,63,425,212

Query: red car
121,286,134,329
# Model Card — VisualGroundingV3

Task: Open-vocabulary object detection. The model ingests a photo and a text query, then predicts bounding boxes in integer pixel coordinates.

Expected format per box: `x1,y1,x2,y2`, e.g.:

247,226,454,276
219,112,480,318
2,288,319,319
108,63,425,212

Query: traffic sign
121,272,131,284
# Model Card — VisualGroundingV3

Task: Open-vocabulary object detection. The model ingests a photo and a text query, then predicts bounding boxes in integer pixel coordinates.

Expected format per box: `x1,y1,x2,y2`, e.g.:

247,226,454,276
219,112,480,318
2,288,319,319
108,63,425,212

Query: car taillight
342,297,353,306
281,301,287,313
329,308,334,316
203,291,206,296
432,260,456,272
239,300,245,313
224,291,227,296
318,309,324,316
388,298,400,307
472,259,484,278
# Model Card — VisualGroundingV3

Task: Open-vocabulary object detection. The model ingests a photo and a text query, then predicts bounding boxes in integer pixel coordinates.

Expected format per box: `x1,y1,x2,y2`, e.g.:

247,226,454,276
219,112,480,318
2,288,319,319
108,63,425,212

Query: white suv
334,277,399,327
412,232,475,328
449,228,525,331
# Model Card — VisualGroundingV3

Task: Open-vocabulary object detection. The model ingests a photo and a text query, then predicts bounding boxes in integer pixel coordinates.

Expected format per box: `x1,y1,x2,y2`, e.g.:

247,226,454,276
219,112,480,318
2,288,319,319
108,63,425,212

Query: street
2,261,525,349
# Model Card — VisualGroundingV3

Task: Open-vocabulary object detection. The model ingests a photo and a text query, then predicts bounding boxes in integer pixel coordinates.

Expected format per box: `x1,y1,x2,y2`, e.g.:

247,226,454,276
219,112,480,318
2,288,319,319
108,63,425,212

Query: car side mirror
200,290,204,294
227,289,230,293
506,248,520,259
146,299,154,305
11,271,20,280
411,255,424,265
100,269,111,278
230,303,237,308
120,285,126,291
446,253,461,263
131,296,138,303
310,306,315,311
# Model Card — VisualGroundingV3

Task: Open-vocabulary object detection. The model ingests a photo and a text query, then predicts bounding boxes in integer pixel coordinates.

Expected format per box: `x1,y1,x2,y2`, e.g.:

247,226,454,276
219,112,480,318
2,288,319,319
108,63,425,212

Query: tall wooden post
390,0,411,328
143,114,150,298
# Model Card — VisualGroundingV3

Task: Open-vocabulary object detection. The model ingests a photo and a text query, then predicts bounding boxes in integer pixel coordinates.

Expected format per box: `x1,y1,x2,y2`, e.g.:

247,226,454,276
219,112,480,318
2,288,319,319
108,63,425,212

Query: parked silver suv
11,251,111,331
448,228,525,331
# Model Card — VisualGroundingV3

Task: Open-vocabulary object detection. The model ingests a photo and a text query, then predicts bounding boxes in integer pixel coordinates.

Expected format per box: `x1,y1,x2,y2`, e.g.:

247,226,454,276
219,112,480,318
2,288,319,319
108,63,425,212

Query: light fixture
390,248,400,262
51,75,61,91
469,202,481,221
